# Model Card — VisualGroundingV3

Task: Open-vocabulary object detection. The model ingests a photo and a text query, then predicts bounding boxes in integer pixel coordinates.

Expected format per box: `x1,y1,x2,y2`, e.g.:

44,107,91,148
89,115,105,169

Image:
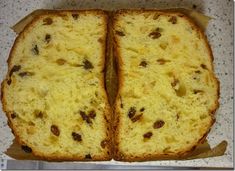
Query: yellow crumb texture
114,11,219,158
3,11,110,160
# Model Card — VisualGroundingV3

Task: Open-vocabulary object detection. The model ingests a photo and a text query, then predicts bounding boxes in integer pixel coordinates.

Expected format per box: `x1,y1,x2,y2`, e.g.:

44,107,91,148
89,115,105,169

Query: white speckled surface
0,0,233,168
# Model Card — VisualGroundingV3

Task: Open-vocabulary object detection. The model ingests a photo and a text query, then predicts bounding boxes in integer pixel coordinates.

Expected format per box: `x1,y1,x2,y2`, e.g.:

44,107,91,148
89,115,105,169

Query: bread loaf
113,10,219,161
1,10,111,161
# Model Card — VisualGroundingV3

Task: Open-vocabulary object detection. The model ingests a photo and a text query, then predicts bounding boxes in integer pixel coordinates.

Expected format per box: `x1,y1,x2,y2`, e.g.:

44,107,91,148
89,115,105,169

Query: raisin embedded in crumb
101,140,108,148
72,14,79,20
201,64,207,69
153,120,165,129
149,30,161,39
11,113,16,119
176,113,180,121
195,70,201,74
9,65,21,77
80,111,92,124
153,13,160,20
32,45,39,55
157,58,170,65
45,34,51,43
168,16,177,24
98,37,103,43
128,107,136,118
83,59,94,70
18,72,34,77
139,61,147,67
140,107,145,112
171,78,179,87
7,79,12,85
193,90,204,94
143,131,153,139
34,110,44,118
51,125,60,136
43,17,53,25
131,114,143,122
88,110,96,119
21,145,32,153
56,59,66,65
115,30,125,36
85,154,92,159
72,132,82,141
192,4,197,9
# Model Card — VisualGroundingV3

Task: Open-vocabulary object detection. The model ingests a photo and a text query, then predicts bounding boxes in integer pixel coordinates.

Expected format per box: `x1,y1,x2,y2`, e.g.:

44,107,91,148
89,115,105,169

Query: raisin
51,125,60,136
139,61,147,67
131,114,143,122
56,59,66,65
192,4,197,9
9,65,21,77
72,132,82,141
72,14,79,20
149,31,161,39
128,107,136,118
34,110,44,118
195,70,201,74
7,79,12,85
32,45,39,55
98,37,103,43
171,78,179,87
45,34,51,43
80,111,92,124
168,16,177,24
143,132,153,139
153,120,165,129
18,72,34,77
157,58,170,65
140,107,145,112
43,17,53,25
153,13,160,20
88,110,96,119
21,145,32,153
11,113,16,119
176,113,180,121
193,90,204,94
116,30,125,36
85,154,92,159
201,64,207,69
101,140,108,148
83,59,94,70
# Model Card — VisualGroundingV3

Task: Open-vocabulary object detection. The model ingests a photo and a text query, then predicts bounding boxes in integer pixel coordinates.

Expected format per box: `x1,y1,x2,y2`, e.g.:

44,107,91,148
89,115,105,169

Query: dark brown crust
1,10,112,161
112,9,220,161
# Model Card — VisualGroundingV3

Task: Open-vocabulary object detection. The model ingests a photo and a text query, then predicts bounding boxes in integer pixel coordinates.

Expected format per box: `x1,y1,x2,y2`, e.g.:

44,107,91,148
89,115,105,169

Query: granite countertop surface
0,0,233,169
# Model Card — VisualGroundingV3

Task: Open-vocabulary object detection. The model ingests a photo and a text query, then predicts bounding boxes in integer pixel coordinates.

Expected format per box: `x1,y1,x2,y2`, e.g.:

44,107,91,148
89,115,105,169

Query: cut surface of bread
1,10,111,160
113,10,219,161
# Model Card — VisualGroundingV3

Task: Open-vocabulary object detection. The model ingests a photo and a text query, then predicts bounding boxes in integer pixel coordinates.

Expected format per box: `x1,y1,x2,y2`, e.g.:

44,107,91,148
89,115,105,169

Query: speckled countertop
0,0,233,169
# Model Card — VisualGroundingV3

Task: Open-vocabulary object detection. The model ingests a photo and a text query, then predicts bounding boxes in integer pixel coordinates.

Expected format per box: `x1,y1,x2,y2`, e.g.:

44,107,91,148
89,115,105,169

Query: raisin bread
113,10,219,161
1,10,111,161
